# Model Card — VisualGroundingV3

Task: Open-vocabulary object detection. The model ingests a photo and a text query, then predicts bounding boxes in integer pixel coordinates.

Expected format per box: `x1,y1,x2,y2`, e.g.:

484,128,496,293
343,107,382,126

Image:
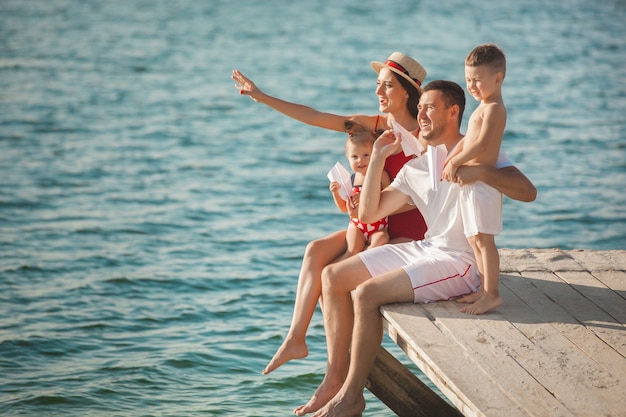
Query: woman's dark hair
393,72,421,119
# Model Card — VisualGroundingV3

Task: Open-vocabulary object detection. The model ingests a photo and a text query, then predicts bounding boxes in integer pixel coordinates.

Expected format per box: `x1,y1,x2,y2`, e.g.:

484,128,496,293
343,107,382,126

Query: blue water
1,0,625,415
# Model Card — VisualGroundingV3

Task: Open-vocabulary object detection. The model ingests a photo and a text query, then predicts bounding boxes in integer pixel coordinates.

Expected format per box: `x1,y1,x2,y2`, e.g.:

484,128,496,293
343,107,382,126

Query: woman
233,52,429,374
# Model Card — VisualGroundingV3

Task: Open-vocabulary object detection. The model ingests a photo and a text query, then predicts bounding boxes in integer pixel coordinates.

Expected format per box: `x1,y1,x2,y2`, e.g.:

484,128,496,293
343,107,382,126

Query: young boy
441,43,507,315
330,120,391,261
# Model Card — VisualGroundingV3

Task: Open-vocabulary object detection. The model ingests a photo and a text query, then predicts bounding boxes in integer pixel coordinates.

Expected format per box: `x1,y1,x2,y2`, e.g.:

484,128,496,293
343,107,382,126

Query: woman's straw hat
371,52,427,92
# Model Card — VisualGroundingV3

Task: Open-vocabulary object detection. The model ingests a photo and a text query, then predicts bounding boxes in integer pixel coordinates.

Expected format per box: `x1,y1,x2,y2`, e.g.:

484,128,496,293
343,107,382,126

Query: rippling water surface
1,0,625,415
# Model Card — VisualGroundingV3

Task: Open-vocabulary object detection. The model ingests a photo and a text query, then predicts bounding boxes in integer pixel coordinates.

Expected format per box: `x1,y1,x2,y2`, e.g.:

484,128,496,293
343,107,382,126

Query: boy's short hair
465,43,506,78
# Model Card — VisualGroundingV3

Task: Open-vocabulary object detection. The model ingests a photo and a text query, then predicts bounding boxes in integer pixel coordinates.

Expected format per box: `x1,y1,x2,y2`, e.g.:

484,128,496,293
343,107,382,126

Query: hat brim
370,61,422,93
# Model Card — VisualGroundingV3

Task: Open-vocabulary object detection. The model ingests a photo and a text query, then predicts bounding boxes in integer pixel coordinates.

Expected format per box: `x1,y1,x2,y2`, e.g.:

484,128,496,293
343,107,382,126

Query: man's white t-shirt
390,150,512,254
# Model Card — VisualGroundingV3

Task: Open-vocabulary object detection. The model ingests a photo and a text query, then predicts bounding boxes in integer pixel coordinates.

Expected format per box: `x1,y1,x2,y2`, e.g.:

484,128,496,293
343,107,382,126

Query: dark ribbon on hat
385,60,421,86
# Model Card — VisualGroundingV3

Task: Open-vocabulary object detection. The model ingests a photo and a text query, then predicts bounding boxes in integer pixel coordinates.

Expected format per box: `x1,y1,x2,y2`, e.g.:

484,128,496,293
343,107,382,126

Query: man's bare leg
294,255,372,415
312,268,414,417
263,231,347,375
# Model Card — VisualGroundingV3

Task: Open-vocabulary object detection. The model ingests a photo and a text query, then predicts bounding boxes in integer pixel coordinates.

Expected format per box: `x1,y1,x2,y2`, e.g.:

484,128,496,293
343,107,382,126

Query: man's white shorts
358,240,480,303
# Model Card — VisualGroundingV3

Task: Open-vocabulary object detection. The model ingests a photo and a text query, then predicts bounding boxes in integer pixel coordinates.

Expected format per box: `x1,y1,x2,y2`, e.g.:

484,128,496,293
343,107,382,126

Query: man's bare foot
311,391,365,417
460,293,502,315
293,377,343,416
456,290,482,304
262,338,308,375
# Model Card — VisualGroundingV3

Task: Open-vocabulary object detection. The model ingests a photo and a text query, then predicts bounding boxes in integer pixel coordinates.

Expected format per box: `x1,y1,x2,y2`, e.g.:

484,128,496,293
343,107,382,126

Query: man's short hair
423,80,466,128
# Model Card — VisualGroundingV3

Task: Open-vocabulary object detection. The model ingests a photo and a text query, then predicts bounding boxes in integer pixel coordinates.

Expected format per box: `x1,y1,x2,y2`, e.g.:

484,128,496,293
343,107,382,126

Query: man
294,80,536,417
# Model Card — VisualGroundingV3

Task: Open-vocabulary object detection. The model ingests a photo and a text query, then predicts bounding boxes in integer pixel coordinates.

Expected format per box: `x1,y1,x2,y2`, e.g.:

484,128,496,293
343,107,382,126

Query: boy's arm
441,137,465,182
456,165,537,202
449,103,506,167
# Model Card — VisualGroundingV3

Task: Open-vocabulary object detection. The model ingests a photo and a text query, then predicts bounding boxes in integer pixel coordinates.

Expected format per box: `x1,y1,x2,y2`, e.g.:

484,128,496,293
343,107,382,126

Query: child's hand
348,192,360,216
329,181,340,193
441,159,458,183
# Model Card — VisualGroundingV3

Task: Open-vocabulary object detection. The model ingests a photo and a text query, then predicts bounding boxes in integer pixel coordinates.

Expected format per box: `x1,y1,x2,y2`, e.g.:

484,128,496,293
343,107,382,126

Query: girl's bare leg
333,225,365,264
368,229,389,249
262,230,347,375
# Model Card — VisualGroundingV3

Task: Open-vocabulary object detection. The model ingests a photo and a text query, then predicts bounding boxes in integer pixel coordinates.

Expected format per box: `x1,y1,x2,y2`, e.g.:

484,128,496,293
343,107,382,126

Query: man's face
417,90,448,145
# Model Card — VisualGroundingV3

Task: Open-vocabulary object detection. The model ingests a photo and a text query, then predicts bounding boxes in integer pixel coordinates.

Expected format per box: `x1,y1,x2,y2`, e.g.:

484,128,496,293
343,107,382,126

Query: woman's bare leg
262,230,347,375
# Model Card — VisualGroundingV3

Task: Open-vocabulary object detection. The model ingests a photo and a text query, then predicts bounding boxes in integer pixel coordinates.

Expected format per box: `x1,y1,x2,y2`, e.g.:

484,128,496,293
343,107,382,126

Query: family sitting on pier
233,45,536,417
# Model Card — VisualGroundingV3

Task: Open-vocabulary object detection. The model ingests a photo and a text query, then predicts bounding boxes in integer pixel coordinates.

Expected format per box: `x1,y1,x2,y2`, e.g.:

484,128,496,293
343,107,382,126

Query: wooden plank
420,300,579,417
482,278,624,416
603,250,626,271
377,250,626,417
366,346,463,417
590,269,626,295
567,249,626,272
381,302,567,417
515,270,626,357
554,269,626,324
501,273,626,376
531,248,586,272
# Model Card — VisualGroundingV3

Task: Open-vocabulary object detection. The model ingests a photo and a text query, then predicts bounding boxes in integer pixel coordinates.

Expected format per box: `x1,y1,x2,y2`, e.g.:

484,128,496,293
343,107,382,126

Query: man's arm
456,165,537,202
359,132,411,223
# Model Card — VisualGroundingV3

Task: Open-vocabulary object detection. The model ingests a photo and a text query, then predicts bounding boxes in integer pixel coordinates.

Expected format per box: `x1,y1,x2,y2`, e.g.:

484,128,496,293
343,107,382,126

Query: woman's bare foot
294,376,343,416
311,391,365,417
460,293,502,315
262,338,308,375
456,290,482,304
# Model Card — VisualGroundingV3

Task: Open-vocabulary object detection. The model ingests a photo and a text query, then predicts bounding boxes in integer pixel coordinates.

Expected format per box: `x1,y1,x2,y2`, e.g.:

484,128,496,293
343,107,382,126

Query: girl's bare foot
262,338,308,375
460,293,502,315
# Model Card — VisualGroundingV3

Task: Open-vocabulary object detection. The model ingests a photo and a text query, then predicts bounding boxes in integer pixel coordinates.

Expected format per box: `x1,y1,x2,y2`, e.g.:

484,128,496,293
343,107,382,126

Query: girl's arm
329,182,348,212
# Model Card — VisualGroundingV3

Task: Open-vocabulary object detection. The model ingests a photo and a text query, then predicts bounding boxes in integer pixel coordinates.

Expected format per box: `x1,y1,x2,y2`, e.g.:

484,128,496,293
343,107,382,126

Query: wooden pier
366,249,626,417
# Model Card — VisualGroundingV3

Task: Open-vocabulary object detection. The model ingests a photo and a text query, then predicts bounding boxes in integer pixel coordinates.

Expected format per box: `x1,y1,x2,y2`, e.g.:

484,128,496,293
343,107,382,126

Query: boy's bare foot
456,290,482,304
294,377,343,416
460,293,502,315
311,391,365,417
262,339,308,375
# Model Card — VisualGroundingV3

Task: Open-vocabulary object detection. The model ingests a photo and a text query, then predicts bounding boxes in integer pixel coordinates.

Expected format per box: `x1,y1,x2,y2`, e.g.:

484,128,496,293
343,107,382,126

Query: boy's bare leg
263,230,347,375
461,233,502,315
457,234,484,304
